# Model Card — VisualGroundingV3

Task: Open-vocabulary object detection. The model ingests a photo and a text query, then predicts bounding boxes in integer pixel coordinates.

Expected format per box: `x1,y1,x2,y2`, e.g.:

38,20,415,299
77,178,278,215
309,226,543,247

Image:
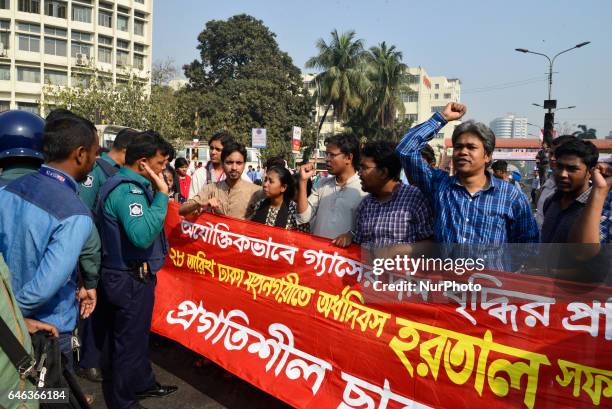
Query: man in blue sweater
0,113,98,367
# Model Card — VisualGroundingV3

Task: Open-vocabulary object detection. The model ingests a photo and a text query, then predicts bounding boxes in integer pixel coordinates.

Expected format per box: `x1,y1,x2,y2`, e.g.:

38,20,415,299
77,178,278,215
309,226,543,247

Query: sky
153,0,612,137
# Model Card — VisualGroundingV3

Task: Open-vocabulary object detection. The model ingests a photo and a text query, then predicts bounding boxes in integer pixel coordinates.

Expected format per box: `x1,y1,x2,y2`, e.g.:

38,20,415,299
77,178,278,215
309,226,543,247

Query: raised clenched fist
299,163,316,182
441,102,467,122
591,163,612,191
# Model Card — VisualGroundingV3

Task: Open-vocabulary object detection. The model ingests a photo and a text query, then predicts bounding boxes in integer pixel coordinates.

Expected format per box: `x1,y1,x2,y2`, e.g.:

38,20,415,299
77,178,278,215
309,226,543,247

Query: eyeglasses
325,151,344,158
358,165,378,173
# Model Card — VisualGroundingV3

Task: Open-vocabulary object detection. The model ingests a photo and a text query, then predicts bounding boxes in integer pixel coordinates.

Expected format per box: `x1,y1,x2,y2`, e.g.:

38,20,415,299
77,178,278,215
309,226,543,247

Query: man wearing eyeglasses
297,133,367,239
333,141,433,249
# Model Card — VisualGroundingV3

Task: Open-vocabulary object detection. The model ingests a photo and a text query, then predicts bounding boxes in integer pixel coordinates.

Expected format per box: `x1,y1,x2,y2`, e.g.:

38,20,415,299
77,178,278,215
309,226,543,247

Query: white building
0,0,153,115
168,78,187,91
401,66,461,139
400,66,461,160
490,114,528,138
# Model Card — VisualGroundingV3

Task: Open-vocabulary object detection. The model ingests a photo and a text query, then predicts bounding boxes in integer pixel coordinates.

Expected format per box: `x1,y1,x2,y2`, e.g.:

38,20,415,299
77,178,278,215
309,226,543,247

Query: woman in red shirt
174,157,191,203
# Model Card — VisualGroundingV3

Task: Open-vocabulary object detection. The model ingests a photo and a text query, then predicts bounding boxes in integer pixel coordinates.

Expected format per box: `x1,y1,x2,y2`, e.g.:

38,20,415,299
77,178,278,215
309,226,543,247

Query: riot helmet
0,110,45,163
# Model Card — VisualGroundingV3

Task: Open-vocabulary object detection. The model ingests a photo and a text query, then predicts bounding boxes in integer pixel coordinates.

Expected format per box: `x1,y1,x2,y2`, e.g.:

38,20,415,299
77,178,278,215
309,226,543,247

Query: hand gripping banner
151,202,611,409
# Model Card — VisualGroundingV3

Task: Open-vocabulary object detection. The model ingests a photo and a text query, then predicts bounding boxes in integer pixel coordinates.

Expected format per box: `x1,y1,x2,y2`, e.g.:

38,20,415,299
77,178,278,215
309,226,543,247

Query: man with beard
188,131,252,198
180,141,261,219
296,133,367,240
396,102,538,245
0,114,98,367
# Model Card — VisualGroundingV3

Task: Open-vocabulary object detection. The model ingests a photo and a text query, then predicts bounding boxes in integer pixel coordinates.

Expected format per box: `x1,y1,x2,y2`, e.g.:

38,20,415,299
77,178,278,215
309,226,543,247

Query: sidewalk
79,335,291,409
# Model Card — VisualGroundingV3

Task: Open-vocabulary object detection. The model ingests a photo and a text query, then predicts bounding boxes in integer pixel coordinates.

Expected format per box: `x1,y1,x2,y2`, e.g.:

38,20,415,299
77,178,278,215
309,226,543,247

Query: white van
95,124,131,149
179,144,261,170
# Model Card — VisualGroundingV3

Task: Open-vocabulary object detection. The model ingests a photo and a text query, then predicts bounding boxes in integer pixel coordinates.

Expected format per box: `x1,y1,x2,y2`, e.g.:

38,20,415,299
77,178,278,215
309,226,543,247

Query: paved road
79,335,292,409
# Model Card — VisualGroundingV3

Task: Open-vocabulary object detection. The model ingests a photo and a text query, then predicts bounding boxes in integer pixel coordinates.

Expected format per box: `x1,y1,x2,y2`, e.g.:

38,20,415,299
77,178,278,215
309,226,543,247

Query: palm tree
573,124,597,139
305,30,369,134
364,42,411,129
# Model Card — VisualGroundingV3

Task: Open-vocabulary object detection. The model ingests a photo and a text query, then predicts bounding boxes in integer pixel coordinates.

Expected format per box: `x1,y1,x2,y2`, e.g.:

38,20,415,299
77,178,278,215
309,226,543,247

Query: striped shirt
396,112,539,245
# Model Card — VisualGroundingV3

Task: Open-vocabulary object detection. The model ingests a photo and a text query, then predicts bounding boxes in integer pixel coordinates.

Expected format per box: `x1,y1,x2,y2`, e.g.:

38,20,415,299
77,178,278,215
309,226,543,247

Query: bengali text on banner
151,202,612,409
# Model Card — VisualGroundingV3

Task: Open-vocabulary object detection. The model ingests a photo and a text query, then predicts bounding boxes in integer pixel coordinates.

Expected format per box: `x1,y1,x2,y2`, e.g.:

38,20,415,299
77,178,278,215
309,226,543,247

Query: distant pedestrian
174,157,191,202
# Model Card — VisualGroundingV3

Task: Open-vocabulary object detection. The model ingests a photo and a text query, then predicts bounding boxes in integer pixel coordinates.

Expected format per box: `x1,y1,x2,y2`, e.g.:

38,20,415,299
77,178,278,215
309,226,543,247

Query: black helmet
0,110,45,163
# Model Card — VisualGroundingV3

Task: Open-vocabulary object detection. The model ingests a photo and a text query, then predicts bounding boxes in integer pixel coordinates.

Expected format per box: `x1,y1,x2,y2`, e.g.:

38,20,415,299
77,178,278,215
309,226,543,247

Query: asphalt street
79,335,292,409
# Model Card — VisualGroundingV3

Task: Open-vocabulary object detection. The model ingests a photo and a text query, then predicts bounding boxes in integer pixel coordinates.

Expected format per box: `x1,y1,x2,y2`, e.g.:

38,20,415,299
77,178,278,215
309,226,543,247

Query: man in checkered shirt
332,141,433,249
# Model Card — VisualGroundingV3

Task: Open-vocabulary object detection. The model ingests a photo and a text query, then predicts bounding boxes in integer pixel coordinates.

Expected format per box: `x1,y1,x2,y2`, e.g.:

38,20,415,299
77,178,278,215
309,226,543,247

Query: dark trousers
100,268,156,409
58,332,75,371
78,310,103,369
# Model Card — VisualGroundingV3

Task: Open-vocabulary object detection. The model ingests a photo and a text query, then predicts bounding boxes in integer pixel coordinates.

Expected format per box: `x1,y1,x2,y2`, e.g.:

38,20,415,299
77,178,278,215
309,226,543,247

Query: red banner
152,203,611,409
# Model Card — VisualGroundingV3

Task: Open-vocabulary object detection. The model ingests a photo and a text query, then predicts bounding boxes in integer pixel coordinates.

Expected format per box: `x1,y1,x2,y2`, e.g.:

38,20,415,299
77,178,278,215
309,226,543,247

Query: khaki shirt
190,178,263,219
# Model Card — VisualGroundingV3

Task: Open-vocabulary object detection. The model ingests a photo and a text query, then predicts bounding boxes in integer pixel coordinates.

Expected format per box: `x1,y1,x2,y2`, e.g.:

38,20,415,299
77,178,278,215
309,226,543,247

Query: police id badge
129,203,143,217
82,175,94,188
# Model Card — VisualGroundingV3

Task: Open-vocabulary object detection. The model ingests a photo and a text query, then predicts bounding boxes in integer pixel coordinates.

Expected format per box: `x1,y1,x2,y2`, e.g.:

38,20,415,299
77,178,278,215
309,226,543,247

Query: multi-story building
490,114,528,138
0,0,153,115
400,66,461,144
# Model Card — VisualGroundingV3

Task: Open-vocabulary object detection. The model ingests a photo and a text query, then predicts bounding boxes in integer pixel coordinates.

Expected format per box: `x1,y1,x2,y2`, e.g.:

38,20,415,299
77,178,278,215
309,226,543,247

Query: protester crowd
0,101,610,409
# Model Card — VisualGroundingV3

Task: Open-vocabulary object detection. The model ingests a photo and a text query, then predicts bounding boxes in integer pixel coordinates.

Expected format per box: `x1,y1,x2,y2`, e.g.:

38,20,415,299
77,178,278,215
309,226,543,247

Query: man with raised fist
396,102,538,245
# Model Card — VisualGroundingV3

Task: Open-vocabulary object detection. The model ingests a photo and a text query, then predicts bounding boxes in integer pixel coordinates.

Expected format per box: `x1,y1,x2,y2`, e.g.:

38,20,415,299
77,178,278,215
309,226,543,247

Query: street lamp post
314,76,322,164
532,103,576,111
516,41,589,182
516,41,589,145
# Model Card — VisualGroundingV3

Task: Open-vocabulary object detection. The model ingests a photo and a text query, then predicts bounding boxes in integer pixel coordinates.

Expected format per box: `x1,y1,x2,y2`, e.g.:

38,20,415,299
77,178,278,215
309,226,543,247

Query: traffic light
543,112,555,146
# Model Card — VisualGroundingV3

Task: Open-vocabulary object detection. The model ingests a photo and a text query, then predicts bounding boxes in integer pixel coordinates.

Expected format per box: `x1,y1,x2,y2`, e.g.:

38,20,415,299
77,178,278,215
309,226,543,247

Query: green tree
364,41,410,129
183,14,315,161
42,65,190,143
344,108,412,143
572,124,597,140
305,29,369,133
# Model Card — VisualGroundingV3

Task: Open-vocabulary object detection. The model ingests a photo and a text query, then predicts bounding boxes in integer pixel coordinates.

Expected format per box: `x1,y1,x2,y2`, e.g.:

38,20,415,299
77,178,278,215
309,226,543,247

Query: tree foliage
364,42,410,129
305,30,369,131
183,14,315,160
306,31,412,142
572,124,597,140
42,66,190,143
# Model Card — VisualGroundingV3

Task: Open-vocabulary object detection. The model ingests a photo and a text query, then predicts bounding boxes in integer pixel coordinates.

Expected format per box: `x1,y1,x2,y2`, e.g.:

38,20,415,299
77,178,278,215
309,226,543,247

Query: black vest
96,175,168,273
